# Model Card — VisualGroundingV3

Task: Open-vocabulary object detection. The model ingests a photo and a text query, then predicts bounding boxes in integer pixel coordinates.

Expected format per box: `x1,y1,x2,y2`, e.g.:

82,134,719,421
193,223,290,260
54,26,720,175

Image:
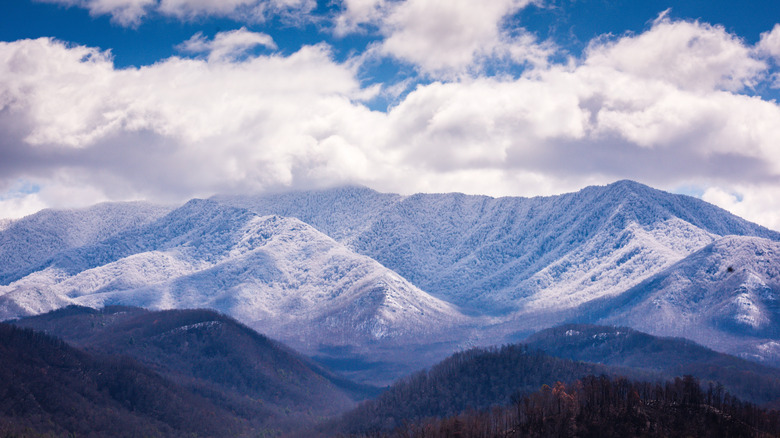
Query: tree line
375,375,780,437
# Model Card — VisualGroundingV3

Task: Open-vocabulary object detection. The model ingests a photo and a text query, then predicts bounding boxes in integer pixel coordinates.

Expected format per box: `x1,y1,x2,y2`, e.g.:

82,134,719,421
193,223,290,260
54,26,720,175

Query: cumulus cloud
0,179,111,220
758,24,780,60
703,185,780,232
2,15,780,231
0,36,384,202
377,0,546,76
584,12,766,92
333,0,386,36
37,0,155,25
177,28,277,62
0,192,49,221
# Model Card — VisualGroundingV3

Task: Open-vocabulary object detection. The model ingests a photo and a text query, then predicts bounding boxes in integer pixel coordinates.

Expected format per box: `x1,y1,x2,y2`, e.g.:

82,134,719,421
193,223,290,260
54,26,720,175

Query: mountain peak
603,179,651,192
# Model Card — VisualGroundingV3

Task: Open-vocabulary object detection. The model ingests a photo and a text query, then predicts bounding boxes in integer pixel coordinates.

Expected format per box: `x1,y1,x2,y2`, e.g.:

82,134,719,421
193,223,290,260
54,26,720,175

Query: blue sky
1,0,780,230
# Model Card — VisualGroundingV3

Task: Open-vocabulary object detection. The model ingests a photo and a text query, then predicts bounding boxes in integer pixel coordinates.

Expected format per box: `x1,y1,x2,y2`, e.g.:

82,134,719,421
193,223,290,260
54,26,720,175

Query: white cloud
0,36,389,208
758,24,780,88
584,12,766,93
158,0,316,22
2,15,780,231
384,78,586,170
0,193,48,221
0,38,118,147
177,28,277,62
758,24,780,60
378,0,544,76
703,186,780,232
37,0,156,26
333,0,386,36
0,178,113,220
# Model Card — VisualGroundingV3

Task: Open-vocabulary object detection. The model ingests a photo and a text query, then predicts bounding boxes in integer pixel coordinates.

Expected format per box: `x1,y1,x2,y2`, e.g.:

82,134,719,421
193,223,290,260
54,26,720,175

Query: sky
1,0,780,231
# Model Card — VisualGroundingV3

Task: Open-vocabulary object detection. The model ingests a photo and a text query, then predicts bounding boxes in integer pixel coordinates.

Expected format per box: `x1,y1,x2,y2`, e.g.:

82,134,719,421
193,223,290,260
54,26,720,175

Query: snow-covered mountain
583,235,780,365
3,180,780,377
216,181,779,314
214,186,402,245
0,199,467,362
0,202,172,284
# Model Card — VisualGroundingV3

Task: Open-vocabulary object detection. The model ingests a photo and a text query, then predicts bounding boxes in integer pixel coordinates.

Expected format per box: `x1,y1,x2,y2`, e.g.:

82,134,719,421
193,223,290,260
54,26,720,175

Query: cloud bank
3,5,780,231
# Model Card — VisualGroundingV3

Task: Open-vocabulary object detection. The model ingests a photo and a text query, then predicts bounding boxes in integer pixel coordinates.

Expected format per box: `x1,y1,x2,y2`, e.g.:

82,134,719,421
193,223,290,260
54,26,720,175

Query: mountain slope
580,235,780,365
338,326,780,435
213,185,402,245
0,201,172,284
3,181,779,381
216,181,780,315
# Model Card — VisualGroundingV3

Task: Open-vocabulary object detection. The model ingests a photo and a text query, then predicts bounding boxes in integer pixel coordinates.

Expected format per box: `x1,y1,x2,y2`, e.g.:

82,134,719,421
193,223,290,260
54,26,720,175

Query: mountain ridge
2,180,780,380
216,180,779,315
0,201,172,284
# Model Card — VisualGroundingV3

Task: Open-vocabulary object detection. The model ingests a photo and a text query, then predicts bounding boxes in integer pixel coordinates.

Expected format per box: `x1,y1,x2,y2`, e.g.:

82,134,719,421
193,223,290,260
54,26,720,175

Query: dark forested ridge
330,344,643,435
380,375,780,438
333,331,780,437
525,324,780,406
11,305,378,434
0,322,252,437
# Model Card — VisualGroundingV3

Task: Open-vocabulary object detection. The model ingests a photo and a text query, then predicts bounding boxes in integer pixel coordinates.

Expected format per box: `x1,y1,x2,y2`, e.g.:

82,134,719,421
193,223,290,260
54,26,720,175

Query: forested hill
525,324,780,406
330,345,635,435
333,329,780,436
383,375,780,438
12,305,377,428
14,306,378,433
0,322,251,437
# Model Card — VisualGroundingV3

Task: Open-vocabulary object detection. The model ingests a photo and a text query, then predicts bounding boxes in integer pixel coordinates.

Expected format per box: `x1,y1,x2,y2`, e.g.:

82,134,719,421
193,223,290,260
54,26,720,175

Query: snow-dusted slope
0,199,467,355
0,202,172,284
216,181,779,314
588,235,780,365
214,185,402,245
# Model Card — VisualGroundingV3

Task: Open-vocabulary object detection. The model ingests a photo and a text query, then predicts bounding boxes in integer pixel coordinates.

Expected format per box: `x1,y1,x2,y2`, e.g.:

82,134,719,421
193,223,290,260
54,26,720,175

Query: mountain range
216,180,778,314
2,180,779,381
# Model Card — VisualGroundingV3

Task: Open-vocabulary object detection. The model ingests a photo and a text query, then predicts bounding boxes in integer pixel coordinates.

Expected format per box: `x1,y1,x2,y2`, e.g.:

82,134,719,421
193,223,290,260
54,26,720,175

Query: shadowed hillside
0,322,252,437
13,305,378,432
525,324,780,406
